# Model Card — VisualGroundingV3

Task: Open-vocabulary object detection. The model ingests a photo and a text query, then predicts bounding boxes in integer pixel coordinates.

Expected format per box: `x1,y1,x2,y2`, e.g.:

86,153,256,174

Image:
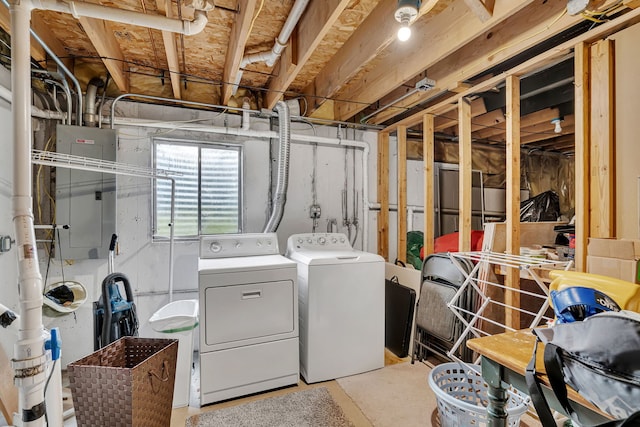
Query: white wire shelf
31,149,182,179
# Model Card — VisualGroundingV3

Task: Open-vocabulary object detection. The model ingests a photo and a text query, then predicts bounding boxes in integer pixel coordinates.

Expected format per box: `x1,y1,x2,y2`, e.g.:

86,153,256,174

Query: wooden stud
458,98,472,252
574,42,590,272
377,132,390,260
423,114,435,256
589,39,615,238
505,74,521,330
464,0,495,22
397,126,408,263
222,0,258,104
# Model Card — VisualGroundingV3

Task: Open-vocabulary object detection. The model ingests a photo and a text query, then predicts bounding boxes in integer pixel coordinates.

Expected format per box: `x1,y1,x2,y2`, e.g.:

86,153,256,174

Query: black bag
525,311,640,426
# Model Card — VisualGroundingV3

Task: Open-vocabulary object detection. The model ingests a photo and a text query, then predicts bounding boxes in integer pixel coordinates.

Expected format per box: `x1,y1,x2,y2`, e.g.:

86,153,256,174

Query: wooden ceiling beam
520,114,575,144
464,0,495,22
222,0,257,105
434,97,486,130
473,107,561,139
156,0,182,99
265,0,350,109
0,9,70,68
371,0,621,126
333,0,535,122
78,17,129,92
302,0,441,116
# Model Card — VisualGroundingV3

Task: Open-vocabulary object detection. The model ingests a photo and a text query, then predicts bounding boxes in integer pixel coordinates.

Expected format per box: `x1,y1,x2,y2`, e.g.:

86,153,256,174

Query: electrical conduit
263,101,291,232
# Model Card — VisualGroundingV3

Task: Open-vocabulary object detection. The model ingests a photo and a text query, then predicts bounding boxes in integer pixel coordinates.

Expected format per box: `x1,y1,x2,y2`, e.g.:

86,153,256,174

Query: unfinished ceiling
1,0,639,153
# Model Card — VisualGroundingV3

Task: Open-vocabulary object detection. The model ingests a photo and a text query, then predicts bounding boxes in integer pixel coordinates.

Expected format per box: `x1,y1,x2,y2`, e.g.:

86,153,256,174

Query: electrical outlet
309,204,321,219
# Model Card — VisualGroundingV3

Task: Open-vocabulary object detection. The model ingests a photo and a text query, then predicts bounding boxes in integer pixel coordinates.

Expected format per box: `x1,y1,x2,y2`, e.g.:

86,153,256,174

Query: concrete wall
33,100,378,365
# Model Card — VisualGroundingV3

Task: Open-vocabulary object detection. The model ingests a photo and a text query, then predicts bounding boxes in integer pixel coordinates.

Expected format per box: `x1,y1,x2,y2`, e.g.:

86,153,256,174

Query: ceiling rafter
222,0,258,105
302,0,442,117
333,0,536,122
368,0,622,125
473,107,561,139
78,16,129,92
463,0,495,22
434,98,486,130
0,8,70,68
156,0,182,99
264,0,350,109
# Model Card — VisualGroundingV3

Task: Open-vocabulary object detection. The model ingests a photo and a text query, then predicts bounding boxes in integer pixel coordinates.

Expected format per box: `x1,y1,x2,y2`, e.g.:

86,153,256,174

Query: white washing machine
198,233,299,405
286,233,385,383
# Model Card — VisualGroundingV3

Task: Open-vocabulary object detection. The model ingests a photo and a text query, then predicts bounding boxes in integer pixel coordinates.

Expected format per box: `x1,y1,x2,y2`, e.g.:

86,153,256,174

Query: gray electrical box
56,125,117,260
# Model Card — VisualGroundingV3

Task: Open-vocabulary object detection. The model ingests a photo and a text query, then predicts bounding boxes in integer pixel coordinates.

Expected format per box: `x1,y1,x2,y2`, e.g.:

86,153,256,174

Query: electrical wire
247,0,265,37
43,358,58,427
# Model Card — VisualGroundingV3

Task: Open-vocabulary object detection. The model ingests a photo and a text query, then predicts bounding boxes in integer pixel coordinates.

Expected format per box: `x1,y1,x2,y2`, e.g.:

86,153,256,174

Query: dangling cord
56,227,66,285
43,224,56,290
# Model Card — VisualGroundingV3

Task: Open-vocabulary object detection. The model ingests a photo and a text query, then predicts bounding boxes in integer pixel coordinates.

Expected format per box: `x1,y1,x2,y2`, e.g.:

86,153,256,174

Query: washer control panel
200,233,279,258
287,233,352,251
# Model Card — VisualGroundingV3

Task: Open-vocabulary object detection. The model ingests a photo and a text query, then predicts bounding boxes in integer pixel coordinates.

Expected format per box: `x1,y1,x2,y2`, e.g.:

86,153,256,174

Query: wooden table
467,329,612,427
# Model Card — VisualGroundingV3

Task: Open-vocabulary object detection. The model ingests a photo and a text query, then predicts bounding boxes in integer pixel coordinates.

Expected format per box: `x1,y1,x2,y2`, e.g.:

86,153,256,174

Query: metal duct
263,101,291,233
84,77,104,126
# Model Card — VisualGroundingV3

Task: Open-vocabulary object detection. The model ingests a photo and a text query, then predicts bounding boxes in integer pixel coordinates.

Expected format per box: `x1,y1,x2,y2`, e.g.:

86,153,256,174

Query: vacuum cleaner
93,234,139,350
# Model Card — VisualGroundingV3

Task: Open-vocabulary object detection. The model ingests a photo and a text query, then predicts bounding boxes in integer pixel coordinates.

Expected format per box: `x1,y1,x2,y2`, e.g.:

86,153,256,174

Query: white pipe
168,179,175,302
32,0,210,35
233,0,309,94
110,116,372,251
10,1,48,426
0,84,67,121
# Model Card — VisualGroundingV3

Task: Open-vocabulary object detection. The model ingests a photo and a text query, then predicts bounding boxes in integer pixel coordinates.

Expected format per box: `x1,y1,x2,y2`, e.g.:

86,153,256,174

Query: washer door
205,280,295,346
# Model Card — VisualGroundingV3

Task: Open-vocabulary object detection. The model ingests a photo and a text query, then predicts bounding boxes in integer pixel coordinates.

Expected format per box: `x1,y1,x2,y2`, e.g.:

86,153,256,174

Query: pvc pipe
233,0,309,94
110,116,372,251
9,1,48,426
32,0,209,35
0,84,67,121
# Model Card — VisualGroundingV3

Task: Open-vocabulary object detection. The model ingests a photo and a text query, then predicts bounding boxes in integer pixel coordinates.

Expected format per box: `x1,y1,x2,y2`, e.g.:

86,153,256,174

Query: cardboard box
587,238,640,283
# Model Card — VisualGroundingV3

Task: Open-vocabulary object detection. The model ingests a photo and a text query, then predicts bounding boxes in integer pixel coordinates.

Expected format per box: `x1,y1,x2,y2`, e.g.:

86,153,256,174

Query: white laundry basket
149,299,199,408
428,362,530,427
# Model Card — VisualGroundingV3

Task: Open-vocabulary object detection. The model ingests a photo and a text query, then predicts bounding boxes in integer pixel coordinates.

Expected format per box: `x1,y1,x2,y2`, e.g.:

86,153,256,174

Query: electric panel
56,125,116,259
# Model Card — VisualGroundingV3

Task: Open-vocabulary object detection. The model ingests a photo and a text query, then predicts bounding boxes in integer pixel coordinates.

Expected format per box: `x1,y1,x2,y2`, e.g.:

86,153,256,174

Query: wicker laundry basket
68,337,178,427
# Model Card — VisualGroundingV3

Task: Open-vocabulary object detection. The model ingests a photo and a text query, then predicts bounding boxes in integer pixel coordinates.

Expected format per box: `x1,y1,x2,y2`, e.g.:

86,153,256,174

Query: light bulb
398,25,411,41
551,118,562,134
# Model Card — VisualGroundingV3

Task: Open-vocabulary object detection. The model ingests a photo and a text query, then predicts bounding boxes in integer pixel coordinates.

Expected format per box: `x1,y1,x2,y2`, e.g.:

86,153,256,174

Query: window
154,138,242,238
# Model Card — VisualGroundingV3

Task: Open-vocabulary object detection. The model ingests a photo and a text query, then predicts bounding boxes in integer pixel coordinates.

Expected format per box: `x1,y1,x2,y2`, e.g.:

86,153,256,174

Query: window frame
152,137,243,240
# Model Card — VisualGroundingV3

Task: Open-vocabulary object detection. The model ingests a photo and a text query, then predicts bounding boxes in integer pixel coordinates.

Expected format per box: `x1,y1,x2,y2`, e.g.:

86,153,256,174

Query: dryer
198,233,298,405
286,233,384,383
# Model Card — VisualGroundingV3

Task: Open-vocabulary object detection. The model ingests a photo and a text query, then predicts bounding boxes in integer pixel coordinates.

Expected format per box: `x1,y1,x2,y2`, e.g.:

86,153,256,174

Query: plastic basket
428,362,530,427
68,337,178,427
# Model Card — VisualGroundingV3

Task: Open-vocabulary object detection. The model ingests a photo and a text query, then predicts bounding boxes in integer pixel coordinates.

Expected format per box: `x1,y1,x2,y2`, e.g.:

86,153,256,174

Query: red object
420,231,484,258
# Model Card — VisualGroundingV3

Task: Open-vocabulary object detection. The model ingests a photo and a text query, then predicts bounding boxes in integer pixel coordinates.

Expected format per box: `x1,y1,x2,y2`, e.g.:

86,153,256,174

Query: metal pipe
0,85,67,120
263,101,291,232
168,178,175,302
32,0,210,35
84,77,104,126
9,0,48,425
32,69,72,124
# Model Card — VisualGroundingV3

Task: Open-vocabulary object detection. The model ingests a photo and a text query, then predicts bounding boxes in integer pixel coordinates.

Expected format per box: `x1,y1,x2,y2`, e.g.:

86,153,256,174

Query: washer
286,233,384,383
198,233,298,405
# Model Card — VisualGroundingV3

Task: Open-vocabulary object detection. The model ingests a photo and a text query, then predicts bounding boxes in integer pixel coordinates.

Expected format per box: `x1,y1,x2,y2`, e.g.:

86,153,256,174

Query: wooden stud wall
590,39,616,238
505,75,521,329
423,114,435,256
397,126,408,263
377,132,390,260
458,98,472,252
575,42,591,271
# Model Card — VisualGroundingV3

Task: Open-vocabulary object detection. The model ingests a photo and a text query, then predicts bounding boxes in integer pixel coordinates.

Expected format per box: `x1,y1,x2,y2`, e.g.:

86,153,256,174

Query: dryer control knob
256,240,262,247
340,237,346,243
318,236,326,245
307,238,313,244
297,238,304,244
331,237,337,244
210,242,222,253
235,241,241,248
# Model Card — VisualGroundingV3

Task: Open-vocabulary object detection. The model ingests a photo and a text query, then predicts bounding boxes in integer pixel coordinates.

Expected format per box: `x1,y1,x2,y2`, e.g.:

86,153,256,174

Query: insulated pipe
263,101,291,233
32,0,210,35
233,0,309,93
110,116,372,251
9,1,48,426
0,85,67,121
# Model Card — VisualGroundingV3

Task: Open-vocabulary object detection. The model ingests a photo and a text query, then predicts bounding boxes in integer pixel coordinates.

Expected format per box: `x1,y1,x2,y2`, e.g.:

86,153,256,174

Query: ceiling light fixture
551,117,563,134
395,0,421,42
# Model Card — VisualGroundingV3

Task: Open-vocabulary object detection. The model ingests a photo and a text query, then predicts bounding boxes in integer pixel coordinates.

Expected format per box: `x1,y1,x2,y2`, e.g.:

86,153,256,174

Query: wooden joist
463,0,495,22
156,0,182,99
377,132,390,260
